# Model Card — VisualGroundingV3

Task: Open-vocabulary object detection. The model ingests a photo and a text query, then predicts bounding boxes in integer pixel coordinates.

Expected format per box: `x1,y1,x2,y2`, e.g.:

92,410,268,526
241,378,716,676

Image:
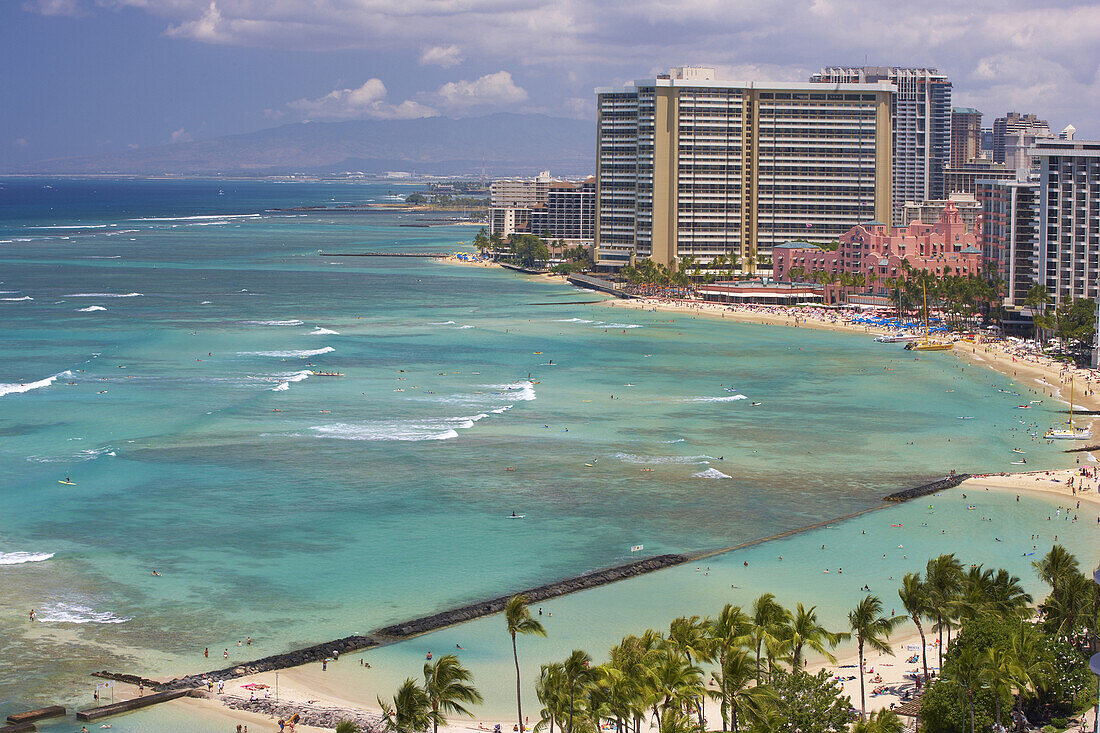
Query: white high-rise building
595,68,894,270
1033,139,1100,304
812,67,952,224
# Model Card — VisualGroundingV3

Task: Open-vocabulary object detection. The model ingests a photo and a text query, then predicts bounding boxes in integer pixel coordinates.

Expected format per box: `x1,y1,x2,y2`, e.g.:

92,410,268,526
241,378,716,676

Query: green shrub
1051,718,1067,729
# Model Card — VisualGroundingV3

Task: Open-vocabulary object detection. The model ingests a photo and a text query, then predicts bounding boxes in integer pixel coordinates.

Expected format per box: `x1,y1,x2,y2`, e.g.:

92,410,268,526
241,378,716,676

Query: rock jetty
221,695,383,731
883,473,971,502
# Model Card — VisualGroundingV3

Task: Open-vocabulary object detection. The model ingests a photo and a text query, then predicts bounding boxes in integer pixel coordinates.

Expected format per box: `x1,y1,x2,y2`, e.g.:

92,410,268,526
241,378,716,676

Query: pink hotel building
773,202,984,289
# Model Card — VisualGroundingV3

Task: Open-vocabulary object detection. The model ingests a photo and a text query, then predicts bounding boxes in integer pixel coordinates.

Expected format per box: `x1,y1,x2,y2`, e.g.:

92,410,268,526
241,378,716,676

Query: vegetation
372,547,1098,733
404,191,488,209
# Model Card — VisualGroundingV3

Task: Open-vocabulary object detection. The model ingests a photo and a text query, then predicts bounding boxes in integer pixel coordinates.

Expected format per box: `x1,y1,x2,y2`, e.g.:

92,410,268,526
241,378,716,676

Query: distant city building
977,178,1040,312
981,127,995,157
488,173,595,244
773,202,985,291
1033,139,1100,304
812,67,952,223
1059,124,1077,141
951,107,983,167
943,160,1017,194
992,112,1051,164
902,192,982,231
595,67,893,270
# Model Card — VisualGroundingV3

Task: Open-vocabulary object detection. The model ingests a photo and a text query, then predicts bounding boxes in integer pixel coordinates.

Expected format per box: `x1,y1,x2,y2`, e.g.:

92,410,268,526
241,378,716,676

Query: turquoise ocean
0,178,1095,731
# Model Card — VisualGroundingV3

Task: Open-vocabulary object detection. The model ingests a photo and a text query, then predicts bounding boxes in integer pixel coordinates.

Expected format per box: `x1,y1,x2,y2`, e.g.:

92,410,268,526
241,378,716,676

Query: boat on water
874,333,919,343
311,371,344,377
904,283,953,351
1045,376,1091,439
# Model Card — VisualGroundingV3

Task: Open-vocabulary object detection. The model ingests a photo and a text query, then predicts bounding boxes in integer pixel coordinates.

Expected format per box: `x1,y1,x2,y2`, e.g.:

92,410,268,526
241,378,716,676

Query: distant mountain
7,113,595,177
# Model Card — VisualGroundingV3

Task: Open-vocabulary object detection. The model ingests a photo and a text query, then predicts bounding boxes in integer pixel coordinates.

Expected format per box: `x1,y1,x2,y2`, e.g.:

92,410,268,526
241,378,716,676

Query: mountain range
6,113,595,177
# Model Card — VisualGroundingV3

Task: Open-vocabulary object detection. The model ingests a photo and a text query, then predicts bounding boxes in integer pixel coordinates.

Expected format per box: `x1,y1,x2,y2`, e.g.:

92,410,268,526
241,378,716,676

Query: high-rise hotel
595,67,893,271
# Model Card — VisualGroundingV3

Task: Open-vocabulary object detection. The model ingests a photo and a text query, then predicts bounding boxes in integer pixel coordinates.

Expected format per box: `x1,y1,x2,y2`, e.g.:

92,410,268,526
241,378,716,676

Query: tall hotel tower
595,67,893,271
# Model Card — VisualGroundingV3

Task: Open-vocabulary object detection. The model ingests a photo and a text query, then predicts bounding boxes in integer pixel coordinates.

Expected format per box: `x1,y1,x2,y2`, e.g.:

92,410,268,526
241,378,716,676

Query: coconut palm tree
897,573,933,683
925,554,963,669
1033,544,1080,607
847,595,904,720
506,594,547,732
707,649,775,732
782,602,848,671
423,654,483,733
649,650,703,728
378,678,437,733
336,722,360,733
1005,622,1053,726
978,645,1014,731
535,663,567,733
748,594,789,684
562,649,594,733
987,568,1033,620
708,605,752,730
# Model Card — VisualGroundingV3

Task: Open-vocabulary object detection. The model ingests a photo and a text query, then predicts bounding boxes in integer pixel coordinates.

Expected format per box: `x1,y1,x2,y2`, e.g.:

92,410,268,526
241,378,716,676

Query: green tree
423,654,483,733
1024,283,1054,345
925,554,964,669
848,708,904,733
506,594,548,732
336,722,360,733
897,572,933,683
847,595,903,720
782,602,847,671
706,649,775,732
767,669,851,733
378,679,436,733
473,228,490,253
561,649,593,733
749,594,789,684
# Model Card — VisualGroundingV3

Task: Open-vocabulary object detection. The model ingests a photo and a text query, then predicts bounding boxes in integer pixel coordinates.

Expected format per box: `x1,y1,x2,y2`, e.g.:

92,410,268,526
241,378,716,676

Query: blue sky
3,0,1098,165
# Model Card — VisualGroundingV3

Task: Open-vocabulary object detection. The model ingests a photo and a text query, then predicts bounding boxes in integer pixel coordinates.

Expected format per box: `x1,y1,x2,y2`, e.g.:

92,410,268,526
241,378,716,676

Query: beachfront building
773,202,985,294
595,66,893,272
811,67,952,223
951,107,983,167
977,178,1040,312
1033,139,1100,304
943,160,1017,194
902,192,982,232
489,173,595,244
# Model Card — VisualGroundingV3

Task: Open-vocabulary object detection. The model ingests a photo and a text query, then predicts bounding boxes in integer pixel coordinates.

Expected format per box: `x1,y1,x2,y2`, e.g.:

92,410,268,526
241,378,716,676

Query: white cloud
419,44,463,68
435,71,528,110
170,128,193,143
287,79,439,120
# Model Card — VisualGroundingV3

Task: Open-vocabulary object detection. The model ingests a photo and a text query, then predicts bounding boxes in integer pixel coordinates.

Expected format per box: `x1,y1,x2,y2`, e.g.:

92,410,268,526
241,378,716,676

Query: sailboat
1045,376,1091,439
904,283,952,351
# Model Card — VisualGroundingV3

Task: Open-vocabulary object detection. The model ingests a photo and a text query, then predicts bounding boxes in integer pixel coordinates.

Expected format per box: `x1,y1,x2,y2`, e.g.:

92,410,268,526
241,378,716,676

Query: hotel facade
595,67,894,271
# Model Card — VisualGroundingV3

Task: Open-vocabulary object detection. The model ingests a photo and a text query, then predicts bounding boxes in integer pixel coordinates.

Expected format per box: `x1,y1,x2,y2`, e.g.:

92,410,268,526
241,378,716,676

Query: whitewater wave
0,371,72,398
36,601,131,624
271,382,289,391
597,322,643,329
29,224,109,229
310,327,340,335
129,214,261,222
64,292,142,298
28,446,116,463
487,381,537,401
1,296,32,301
555,318,595,324
77,306,107,312
662,438,686,443
239,346,334,358
692,467,732,479
0,551,54,565
311,414,489,442
614,452,713,465
428,321,457,325
242,320,304,326
688,395,747,402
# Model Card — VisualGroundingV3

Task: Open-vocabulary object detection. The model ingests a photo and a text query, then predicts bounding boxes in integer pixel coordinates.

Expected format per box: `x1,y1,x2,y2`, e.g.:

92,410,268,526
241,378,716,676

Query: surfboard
58,480,75,485
507,514,525,519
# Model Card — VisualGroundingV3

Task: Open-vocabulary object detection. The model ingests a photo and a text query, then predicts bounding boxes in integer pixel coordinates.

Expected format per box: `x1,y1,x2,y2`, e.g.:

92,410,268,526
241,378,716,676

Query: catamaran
1045,376,1091,439
904,283,952,351
874,333,920,343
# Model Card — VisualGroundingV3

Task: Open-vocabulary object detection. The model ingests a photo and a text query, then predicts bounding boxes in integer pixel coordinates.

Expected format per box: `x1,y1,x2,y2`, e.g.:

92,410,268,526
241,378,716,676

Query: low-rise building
489,173,595,244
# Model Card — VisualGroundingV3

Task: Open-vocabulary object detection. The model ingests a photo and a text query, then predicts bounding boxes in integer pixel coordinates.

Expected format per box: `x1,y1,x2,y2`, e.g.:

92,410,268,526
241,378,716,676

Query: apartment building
595,67,893,271
977,178,1040,310
950,107,983,167
1034,139,1100,304
992,112,1051,164
812,67,952,223
488,172,595,243
902,192,981,231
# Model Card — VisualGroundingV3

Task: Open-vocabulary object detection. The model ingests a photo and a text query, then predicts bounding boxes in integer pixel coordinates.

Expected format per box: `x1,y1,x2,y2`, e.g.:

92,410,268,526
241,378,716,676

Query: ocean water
0,178,1091,728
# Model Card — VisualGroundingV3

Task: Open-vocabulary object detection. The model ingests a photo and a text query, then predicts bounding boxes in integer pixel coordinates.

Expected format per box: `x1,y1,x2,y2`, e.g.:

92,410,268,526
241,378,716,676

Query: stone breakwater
882,473,971,502
375,554,689,637
220,694,383,731
95,635,376,691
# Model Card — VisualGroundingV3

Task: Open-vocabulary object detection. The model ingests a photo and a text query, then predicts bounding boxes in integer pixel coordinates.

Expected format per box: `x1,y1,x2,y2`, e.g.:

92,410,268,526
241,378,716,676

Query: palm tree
1033,544,1080,608
783,602,847,671
848,595,904,720
749,594,789,684
1005,623,1053,725
1024,283,1054,345
423,654,483,733
649,650,703,728
925,554,963,669
978,646,1013,731
708,605,752,730
562,649,593,733
336,722,360,733
535,663,567,733
849,708,904,733
666,615,711,726
707,649,775,732
897,573,933,683
506,594,547,733
378,679,436,733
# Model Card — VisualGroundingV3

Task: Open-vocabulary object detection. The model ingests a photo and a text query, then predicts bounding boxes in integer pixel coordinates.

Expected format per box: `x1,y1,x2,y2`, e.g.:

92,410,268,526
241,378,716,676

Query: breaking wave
0,551,54,565
687,395,747,402
64,292,142,298
613,453,713,465
0,371,72,398
239,347,334,358
242,320,304,326
1,296,33,301
77,306,107,312
36,601,131,624
692,467,732,479
310,327,340,335
311,414,489,442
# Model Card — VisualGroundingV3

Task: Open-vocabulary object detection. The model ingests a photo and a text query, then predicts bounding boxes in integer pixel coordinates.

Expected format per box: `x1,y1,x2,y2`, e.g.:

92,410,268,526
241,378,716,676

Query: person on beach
204,647,208,658
224,649,229,659
29,609,35,621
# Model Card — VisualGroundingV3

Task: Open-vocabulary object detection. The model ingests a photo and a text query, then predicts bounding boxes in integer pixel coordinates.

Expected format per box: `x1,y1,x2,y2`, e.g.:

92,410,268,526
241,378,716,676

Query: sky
2,0,1099,165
